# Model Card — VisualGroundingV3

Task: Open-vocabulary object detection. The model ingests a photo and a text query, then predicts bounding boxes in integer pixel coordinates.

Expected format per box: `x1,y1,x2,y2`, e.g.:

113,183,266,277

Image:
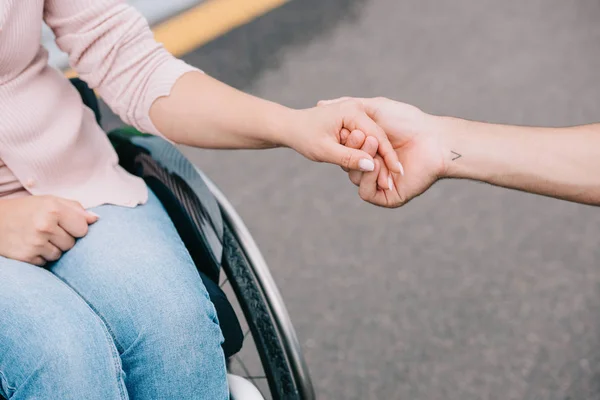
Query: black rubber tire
222,224,300,400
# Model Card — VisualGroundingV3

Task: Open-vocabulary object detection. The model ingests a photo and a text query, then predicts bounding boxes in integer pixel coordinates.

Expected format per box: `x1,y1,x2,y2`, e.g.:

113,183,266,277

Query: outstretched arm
325,97,600,206
439,118,600,205
45,0,402,173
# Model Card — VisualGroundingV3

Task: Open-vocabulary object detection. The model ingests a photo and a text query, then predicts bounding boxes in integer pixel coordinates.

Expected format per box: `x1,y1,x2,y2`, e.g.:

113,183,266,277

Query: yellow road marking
65,0,287,78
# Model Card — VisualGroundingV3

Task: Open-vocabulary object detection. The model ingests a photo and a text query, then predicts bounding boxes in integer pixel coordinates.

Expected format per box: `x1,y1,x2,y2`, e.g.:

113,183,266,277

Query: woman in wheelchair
0,1,400,399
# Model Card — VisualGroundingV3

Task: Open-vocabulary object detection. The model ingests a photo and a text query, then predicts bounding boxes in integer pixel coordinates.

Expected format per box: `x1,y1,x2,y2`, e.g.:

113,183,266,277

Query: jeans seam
54,275,126,353
46,273,128,400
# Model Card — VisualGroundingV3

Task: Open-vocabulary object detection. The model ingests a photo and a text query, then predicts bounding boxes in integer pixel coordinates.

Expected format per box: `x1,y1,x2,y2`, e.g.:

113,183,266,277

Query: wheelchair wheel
205,173,315,400
220,225,296,399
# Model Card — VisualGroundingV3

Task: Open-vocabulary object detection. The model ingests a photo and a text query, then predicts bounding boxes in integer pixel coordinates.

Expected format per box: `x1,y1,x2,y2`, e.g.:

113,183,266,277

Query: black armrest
69,77,102,126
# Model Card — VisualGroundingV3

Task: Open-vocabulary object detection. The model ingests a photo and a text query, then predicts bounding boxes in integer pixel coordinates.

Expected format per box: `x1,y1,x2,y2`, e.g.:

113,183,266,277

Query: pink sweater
0,0,199,208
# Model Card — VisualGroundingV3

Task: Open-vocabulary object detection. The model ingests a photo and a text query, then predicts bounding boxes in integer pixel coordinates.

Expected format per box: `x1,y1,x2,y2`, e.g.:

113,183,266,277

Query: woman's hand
284,99,403,173
0,196,99,266
320,97,446,207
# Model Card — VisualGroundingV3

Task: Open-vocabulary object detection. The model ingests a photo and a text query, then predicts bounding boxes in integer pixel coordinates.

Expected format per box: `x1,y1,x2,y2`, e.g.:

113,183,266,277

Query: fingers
85,211,100,225
360,135,379,158
60,199,99,224
346,130,368,150
358,158,386,205
349,170,361,186
49,226,76,252
342,102,402,175
321,97,405,177
340,130,369,172
29,256,46,267
377,163,392,191
39,242,62,263
56,200,98,237
347,135,379,185
322,138,375,171
57,206,91,238
339,128,351,145
349,158,393,190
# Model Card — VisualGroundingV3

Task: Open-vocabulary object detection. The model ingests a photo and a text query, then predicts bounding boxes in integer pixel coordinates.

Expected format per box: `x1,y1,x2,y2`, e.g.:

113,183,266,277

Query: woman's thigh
0,257,127,400
49,189,227,398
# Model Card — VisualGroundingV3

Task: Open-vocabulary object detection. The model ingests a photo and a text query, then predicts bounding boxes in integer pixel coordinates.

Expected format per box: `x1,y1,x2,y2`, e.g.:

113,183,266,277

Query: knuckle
32,237,47,248
72,222,89,238
347,98,361,108
70,200,84,210
48,248,62,261
341,99,361,112
32,257,46,267
44,198,61,214
34,218,54,234
64,236,76,250
340,151,353,169
346,135,359,148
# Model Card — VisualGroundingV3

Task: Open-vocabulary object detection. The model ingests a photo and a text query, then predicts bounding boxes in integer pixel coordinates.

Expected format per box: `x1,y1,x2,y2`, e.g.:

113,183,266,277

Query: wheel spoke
234,355,251,378
233,356,267,397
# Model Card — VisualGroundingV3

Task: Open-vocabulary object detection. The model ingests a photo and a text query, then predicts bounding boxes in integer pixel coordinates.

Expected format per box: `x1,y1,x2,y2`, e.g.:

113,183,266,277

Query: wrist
262,105,301,149
436,116,499,182
433,115,465,179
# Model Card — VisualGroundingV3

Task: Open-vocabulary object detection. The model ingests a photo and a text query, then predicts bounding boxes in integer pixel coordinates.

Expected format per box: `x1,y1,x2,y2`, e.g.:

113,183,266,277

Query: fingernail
398,161,405,176
388,176,394,191
359,159,375,172
87,211,100,219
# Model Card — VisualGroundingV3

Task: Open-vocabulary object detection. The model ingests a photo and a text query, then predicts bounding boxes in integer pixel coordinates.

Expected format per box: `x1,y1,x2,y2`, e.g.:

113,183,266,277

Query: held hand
284,100,403,174
0,196,99,266
320,97,446,207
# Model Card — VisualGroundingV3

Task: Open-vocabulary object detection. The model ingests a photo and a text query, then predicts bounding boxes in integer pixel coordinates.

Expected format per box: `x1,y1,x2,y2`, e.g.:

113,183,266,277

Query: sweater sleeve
43,0,201,136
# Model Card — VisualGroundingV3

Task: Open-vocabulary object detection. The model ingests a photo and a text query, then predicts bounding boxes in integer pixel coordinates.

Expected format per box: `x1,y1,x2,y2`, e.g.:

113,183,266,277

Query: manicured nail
359,159,375,172
388,176,394,191
398,161,405,176
87,211,100,219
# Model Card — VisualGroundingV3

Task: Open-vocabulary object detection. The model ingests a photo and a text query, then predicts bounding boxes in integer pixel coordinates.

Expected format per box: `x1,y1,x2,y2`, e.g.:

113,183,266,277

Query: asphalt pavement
101,0,600,398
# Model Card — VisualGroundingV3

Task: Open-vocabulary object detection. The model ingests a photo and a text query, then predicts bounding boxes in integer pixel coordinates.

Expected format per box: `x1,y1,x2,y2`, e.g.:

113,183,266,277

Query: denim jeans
0,189,229,399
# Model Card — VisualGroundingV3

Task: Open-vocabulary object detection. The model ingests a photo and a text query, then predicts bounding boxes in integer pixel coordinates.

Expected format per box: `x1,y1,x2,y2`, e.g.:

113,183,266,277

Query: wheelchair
0,78,315,400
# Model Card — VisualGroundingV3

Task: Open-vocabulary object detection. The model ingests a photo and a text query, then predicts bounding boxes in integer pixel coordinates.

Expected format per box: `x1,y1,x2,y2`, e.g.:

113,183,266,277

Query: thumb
85,211,100,224
324,143,375,172
60,199,100,224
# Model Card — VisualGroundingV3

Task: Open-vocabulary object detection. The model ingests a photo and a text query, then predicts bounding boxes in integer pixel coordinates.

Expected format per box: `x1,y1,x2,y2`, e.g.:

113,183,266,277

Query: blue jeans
0,189,228,399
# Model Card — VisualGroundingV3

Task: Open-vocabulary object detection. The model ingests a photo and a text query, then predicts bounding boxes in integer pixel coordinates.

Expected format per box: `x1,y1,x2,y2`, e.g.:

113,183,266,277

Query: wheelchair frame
198,169,315,400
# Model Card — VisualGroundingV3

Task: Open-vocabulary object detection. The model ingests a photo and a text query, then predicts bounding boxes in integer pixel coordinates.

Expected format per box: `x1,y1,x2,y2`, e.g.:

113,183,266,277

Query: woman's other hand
0,196,99,266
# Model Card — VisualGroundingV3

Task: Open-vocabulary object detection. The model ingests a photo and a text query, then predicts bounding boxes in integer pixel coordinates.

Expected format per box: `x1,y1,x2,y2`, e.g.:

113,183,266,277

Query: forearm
149,72,296,149
438,117,600,205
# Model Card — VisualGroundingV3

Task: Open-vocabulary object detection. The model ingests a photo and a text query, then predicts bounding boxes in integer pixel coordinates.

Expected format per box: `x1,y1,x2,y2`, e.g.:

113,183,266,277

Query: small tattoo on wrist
451,151,462,161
